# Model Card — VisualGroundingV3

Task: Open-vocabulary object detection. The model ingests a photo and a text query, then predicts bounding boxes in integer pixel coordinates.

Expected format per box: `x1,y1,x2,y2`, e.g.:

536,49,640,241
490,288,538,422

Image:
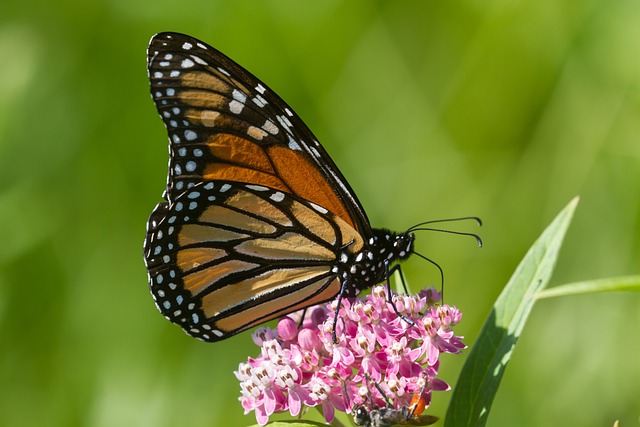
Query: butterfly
352,404,439,427
352,376,439,427
143,32,455,342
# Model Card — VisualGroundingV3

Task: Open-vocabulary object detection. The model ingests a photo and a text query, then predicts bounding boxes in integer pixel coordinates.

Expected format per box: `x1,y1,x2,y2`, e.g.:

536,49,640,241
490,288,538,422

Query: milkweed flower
234,285,465,425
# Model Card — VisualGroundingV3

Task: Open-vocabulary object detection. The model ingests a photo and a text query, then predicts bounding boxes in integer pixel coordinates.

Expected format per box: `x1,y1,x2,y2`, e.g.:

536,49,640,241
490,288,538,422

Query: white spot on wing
262,120,279,135
287,136,301,151
252,95,267,108
181,58,195,68
310,146,321,158
277,116,293,134
247,126,268,141
232,89,247,103
229,100,244,114
201,110,220,127
191,55,208,65
310,202,328,214
270,192,285,202
246,185,268,191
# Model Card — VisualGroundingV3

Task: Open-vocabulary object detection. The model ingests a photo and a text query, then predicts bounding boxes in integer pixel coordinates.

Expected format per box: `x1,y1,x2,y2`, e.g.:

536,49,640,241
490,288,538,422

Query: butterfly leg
386,263,410,294
298,308,308,329
331,279,350,343
384,260,415,326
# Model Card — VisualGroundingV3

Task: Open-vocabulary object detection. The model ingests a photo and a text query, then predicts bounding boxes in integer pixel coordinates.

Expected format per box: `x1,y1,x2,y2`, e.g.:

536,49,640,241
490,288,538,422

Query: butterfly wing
144,32,384,341
147,32,370,235
144,181,364,341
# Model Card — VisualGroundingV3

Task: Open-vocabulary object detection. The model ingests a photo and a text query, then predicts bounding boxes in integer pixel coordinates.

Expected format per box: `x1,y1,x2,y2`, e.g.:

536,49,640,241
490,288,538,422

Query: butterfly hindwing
144,181,364,341
147,32,369,234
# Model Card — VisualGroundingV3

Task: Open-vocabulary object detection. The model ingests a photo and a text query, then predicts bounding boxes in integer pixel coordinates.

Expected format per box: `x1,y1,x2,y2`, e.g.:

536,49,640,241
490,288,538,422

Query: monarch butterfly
143,32,475,342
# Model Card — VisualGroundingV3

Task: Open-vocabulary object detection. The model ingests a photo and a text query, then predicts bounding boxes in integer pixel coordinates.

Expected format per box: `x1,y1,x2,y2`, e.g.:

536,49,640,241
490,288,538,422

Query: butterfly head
370,228,415,261
353,406,372,426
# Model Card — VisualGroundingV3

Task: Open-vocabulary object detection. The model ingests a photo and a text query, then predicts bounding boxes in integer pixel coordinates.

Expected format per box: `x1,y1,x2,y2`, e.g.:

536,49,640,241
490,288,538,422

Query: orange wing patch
179,89,229,109
268,145,354,228
206,134,275,173
198,205,277,234
201,266,333,318
235,232,335,261
224,190,293,227
183,259,260,295
289,201,337,246
178,223,248,246
177,247,226,272
212,276,341,333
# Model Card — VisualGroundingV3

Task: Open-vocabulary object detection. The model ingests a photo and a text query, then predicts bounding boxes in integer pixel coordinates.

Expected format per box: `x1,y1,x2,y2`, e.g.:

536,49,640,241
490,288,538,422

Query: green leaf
444,197,579,427
536,275,640,299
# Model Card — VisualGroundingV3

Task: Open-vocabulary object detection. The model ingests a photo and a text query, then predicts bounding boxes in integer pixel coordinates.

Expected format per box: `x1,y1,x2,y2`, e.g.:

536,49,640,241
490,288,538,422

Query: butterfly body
353,405,438,427
143,32,415,341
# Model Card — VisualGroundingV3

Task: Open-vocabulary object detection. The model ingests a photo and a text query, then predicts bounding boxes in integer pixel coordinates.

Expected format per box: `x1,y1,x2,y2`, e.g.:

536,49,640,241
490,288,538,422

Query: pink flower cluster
234,286,465,425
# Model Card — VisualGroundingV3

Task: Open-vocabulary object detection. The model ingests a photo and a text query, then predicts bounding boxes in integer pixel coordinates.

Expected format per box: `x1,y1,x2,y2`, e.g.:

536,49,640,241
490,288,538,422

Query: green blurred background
1,0,638,426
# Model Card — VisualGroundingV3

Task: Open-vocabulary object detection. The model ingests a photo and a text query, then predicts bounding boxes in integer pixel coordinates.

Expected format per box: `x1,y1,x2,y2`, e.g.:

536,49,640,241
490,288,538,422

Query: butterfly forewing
144,180,364,341
147,32,369,235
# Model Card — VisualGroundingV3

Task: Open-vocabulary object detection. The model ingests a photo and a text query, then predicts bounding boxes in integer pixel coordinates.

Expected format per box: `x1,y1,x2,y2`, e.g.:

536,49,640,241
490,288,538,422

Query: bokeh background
1,1,638,426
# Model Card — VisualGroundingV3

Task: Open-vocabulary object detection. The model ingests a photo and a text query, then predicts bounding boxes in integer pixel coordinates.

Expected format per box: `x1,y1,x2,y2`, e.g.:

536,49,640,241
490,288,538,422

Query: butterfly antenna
408,216,482,229
408,216,482,247
409,227,483,247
